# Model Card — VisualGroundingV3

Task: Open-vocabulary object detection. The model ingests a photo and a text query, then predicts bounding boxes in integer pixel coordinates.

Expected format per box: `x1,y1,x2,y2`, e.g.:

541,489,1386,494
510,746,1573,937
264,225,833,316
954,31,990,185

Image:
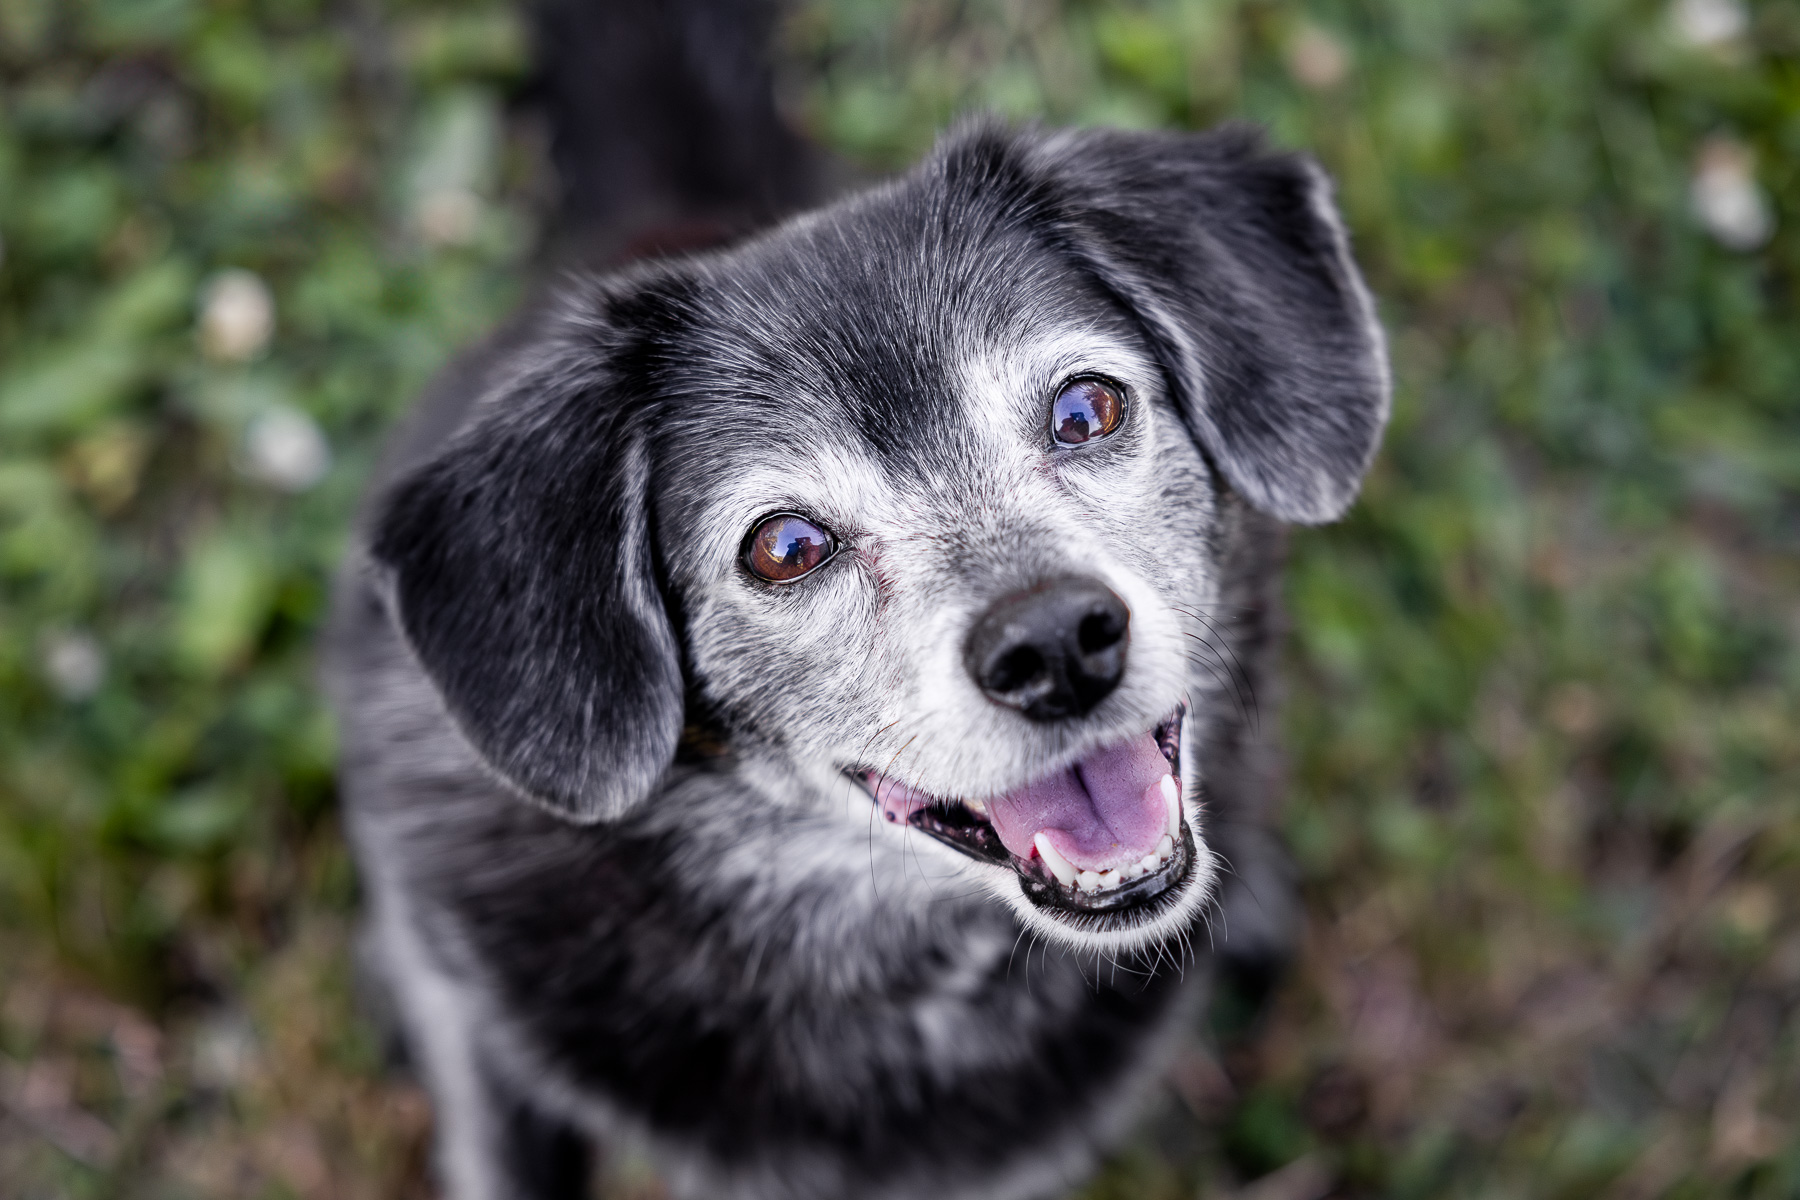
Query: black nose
964,577,1130,721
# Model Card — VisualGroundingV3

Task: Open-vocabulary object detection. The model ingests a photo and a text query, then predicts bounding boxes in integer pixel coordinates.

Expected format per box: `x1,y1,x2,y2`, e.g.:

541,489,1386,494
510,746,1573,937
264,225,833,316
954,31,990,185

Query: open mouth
852,706,1192,920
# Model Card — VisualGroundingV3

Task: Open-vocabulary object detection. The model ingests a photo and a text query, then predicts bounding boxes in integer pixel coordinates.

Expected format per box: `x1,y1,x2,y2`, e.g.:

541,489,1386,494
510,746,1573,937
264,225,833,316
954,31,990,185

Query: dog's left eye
1051,377,1126,445
744,513,837,583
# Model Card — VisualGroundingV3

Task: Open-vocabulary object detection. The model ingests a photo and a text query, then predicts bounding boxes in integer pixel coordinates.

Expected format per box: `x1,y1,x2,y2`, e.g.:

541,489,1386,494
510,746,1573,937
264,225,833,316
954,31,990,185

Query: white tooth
1126,861,1147,879
1077,870,1102,893
965,798,988,816
1138,853,1160,873
1035,834,1079,886
1159,774,1179,803
1097,869,1120,889
1156,833,1174,862
1163,776,1182,838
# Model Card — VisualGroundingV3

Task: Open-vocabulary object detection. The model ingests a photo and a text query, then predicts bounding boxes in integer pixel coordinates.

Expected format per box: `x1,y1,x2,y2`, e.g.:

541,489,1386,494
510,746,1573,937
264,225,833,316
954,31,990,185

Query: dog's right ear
369,292,685,823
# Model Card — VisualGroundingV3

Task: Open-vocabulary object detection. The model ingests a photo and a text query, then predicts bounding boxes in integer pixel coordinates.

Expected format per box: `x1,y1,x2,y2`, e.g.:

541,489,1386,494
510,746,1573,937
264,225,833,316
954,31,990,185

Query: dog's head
371,124,1388,953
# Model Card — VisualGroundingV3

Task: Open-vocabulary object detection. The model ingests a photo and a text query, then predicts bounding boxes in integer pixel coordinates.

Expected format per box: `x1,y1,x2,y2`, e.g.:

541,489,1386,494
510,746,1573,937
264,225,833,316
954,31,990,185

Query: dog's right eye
744,513,837,583
1050,377,1126,445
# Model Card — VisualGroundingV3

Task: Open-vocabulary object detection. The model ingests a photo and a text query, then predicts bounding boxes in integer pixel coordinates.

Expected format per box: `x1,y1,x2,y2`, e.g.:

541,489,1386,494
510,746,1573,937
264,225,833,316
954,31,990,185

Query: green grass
2,0,1798,1196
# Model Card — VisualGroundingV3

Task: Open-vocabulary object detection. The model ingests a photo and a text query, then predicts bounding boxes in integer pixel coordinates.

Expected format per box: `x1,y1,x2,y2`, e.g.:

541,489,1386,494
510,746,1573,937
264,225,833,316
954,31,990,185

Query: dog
326,8,1389,1197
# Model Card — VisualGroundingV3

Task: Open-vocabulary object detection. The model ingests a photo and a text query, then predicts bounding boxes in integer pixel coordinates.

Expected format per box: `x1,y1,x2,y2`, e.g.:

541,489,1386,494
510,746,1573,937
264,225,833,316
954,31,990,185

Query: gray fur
327,120,1387,1199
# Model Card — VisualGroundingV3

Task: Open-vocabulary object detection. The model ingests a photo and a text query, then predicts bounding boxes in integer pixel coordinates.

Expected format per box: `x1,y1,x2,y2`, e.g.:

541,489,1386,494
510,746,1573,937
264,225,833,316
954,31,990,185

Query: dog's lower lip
850,706,1189,918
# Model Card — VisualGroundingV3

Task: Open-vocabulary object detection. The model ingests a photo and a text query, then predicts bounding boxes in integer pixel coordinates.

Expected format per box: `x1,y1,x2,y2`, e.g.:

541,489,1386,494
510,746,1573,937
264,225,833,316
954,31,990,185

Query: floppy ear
369,299,684,823
1017,124,1390,524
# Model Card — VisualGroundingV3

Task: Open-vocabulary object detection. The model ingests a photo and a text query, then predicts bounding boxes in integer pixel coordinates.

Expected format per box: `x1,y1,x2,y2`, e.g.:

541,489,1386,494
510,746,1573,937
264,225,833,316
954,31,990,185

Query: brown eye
744,513,837,583
1051,377,1126,445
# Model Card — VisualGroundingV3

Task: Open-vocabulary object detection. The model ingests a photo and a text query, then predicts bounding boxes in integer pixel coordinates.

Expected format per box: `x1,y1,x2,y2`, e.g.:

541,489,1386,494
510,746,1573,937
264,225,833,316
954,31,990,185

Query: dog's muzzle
850,579,1198,934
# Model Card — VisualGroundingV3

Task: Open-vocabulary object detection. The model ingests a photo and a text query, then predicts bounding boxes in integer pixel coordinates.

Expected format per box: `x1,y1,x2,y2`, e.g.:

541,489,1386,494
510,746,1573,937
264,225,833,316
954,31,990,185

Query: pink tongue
982,734,1173,871
868,734,1174,873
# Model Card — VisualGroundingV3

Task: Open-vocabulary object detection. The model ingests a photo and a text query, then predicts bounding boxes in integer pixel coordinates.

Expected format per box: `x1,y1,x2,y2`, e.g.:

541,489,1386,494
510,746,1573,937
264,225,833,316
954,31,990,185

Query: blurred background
2,0,1798,1196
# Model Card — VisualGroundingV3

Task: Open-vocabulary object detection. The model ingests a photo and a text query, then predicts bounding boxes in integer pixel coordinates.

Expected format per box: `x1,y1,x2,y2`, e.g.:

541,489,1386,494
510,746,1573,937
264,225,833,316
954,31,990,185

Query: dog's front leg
476,1056,593,1200
374,899,592,1200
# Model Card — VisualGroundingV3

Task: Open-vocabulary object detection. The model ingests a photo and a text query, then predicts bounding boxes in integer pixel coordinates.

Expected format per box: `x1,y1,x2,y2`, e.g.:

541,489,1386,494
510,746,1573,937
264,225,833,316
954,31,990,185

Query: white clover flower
1690,136,1774,250
417,187,484,247
1287,25,1350,90
191,1011,259,1090
198,268,275,362
42,630,105,700
240,405,331,492
409,92,499,247
1671,0,1748,47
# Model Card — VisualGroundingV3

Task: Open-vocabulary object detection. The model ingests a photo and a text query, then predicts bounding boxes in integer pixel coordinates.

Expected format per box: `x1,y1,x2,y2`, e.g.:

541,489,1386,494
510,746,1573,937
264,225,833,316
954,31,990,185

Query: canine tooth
1162,775,1182,838
1076,870,1102,893
965,798,988,816
1035,834,1079,886
1156,834,1174,862
1096,869,1120,889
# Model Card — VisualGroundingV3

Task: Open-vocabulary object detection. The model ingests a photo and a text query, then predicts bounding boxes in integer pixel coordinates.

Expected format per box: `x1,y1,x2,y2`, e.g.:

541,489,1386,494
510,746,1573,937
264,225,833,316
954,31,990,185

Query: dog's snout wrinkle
964,577,1129,721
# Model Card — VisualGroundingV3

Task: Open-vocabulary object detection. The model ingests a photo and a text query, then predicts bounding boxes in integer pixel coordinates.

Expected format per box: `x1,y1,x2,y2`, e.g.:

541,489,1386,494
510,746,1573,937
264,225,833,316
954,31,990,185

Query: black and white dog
327,6,1388,1197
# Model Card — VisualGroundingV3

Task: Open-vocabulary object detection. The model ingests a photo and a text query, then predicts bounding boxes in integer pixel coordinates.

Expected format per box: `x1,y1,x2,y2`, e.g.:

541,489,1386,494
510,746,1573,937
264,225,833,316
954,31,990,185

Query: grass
2,0,1798,1196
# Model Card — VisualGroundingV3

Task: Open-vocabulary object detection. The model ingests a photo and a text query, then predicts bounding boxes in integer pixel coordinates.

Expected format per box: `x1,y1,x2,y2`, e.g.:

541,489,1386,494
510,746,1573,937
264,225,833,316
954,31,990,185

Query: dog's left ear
1016,124,1391,524
368,295,685,823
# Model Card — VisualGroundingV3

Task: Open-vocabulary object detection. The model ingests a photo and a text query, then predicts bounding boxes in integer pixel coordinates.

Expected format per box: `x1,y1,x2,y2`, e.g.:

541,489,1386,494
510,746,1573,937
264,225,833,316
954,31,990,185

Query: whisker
870,731,920,894
1180,611,1252,734
1006,924,1030,981
1180,648,1254,734
1172,603,1261,734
